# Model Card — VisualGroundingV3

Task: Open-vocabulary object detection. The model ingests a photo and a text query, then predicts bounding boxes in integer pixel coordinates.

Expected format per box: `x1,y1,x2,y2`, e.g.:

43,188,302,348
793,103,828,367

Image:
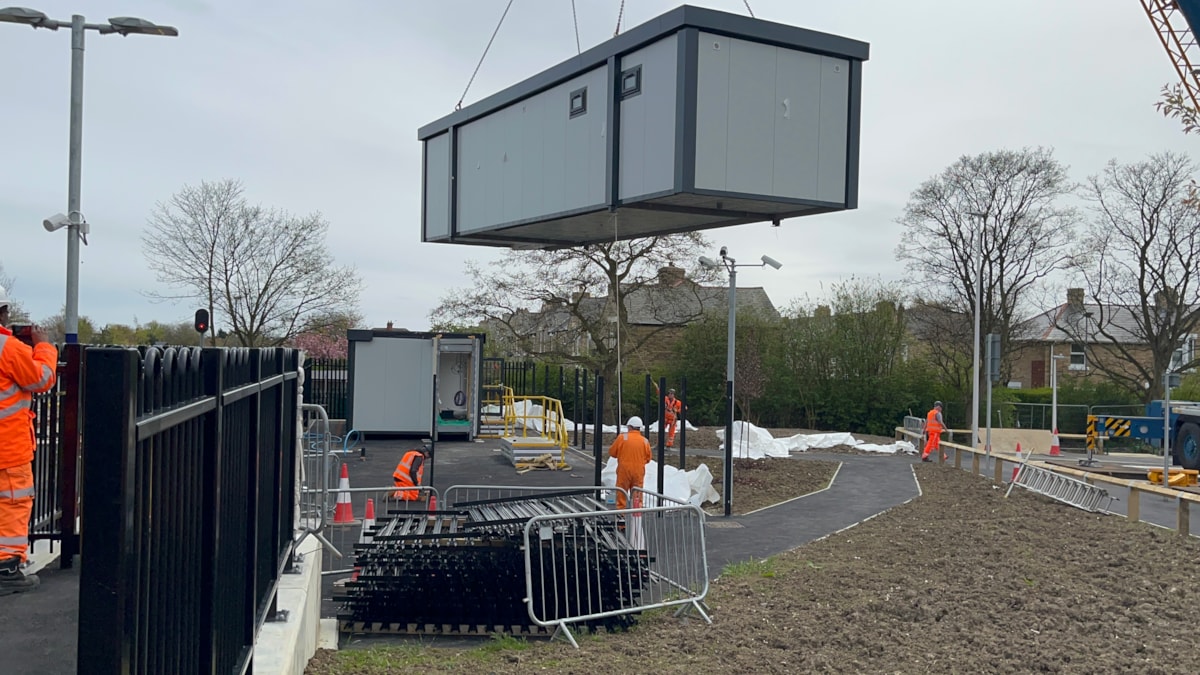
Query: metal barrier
320,485,439,577
445,484,627,509
297,403,337,555
521,495,710,648
29,342,82,567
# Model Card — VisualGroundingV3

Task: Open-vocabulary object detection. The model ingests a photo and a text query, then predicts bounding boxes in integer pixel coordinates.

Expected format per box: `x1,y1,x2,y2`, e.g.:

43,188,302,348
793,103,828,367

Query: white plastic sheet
716,421,919,458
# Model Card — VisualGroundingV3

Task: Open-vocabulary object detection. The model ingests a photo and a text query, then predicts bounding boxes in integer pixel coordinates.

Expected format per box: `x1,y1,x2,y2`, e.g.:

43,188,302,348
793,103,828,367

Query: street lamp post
967,212,988,449
1050,352,1066,438
699,248,782,517
0,7,177,344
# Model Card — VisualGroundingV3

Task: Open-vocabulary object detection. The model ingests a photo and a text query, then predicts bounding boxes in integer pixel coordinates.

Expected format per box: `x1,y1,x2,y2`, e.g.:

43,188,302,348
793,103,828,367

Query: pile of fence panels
337,490,649,635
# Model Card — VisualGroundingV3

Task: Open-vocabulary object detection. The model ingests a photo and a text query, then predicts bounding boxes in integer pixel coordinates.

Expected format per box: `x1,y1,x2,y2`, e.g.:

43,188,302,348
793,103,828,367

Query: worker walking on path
609,416,652,510
922,401,947,463
392,445,430,501
0,287,58,595
663,388,684,448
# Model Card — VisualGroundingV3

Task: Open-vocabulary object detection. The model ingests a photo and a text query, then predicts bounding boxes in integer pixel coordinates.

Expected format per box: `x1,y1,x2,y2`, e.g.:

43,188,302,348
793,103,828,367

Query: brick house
1011,288,1197,389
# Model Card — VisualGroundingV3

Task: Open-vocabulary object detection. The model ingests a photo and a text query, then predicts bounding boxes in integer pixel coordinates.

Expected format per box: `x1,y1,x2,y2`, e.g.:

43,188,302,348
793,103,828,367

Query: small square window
569,87,587,118
620,65,642,99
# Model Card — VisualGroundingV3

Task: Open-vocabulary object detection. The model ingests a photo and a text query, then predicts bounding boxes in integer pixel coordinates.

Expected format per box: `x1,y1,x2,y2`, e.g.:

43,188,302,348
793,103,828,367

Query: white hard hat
626,416,643,429
0,286,9,309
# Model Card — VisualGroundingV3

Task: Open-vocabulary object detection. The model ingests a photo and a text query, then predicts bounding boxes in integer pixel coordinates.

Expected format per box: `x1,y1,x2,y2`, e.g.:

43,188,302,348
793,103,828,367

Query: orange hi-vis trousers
0,464,34,564
922,431,941,459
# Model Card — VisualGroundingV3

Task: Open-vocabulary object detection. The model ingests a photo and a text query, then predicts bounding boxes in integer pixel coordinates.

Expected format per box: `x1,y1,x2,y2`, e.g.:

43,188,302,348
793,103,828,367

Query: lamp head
719,246,728,258
0,6,54,28
761,255,782,270
107,16,179,37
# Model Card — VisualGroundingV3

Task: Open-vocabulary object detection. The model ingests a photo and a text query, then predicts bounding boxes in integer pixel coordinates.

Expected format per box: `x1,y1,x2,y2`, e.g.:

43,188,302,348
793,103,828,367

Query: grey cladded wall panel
619,34,678,201
816,55,851,203
693,33,730,191
723,36,777,196
456,66,608,234
423,133,451,239
694,32,852,204
771,49,821,199
351,337,433,433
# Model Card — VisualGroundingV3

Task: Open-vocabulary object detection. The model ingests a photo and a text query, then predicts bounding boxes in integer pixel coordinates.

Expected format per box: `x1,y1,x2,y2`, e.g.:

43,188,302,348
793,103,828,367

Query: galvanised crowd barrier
79,346,300,675
521,493,710,648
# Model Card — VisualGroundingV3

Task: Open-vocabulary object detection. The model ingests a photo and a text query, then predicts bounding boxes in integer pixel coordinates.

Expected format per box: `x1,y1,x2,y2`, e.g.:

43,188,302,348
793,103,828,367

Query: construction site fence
29,341,82,569
315,485,441,577
298,403,334,550
521,497,710,648
302,357,348,420
894,426,1200,538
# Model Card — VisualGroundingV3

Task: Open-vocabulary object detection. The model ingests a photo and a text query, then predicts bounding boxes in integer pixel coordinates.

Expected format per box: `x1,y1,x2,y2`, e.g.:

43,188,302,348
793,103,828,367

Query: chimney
657,264,686,287
386,321,394,330
1066,288,1084,308
815,305,832,319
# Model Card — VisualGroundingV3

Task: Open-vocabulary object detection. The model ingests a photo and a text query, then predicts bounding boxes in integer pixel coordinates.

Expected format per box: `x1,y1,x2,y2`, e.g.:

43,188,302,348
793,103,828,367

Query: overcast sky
0,0,1187,332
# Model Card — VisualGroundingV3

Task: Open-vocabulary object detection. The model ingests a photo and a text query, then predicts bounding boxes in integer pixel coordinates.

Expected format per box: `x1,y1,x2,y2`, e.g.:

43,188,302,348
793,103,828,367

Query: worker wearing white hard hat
608,416,651,510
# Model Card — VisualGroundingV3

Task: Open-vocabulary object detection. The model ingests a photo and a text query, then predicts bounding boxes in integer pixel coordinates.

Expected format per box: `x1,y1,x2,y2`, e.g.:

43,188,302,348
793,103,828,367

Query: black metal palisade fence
78,346,300,674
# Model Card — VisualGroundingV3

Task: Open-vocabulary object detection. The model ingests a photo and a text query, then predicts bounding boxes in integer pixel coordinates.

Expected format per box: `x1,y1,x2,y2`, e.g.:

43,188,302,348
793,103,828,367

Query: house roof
606,281,779,326
1024,302,1151,344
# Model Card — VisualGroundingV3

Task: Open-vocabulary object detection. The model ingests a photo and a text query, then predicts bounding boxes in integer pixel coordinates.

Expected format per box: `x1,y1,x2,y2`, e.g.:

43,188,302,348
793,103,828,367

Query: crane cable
742,1,755,18
571,0,582,54
614,0,625,36
612,212,623,424
456,0,516,110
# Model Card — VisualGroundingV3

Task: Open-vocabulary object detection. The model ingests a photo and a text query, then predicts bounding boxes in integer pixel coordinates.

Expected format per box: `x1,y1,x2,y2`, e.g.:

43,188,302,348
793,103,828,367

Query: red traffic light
194,308,210,334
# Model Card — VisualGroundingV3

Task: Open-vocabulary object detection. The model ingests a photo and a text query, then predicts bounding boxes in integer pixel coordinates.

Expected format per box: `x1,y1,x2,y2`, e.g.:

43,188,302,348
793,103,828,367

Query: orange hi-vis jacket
392,450,425,500
926,408,945,436
609,429,652,510
0,328,58,469
664,395,682,422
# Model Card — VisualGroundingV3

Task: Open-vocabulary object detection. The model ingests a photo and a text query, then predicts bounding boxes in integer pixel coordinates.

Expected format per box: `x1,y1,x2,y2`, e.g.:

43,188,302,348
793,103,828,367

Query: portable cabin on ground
347,330,485,438
418,4,869,248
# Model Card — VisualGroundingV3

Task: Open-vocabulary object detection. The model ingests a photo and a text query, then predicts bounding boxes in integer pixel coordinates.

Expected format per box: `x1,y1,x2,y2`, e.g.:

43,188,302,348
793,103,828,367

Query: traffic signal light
194,308,209,334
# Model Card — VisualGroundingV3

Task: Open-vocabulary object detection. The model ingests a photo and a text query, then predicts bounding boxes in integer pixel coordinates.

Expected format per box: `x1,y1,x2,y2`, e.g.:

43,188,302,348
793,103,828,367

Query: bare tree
0,262,28,322
431,233,715,414
1064,151,1200,401
142,179,362,346
895,147,1077,397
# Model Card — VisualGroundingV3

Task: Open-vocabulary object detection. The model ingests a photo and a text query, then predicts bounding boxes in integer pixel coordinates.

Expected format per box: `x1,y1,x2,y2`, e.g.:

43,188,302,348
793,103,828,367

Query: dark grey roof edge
417,4,870,140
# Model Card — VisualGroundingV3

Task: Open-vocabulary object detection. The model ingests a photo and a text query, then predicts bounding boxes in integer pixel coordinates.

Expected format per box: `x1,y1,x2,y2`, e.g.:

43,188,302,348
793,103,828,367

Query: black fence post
593,376,604,487
724,380,734,518
573,368,580,448
201,346,225,672
679,376,688,470
643,374,652,435
657,377,666,503
59,342,82,568
580,370,589,449
78,347,139,673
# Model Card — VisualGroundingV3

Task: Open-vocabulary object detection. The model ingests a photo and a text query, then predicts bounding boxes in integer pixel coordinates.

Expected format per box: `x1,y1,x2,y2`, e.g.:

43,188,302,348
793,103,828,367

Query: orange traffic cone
360,498,376,543
1049,429,1061,456
1011,443,1023,482
332,463,356,525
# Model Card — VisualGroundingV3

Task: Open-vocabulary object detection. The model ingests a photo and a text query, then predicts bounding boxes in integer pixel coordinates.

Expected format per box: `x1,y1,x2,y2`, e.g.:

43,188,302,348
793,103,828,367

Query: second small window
620,65,642,99
569,87,588,118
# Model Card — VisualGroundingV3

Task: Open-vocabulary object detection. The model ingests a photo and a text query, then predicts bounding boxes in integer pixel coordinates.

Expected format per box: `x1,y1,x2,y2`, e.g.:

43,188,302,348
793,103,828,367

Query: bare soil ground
308,430,1200,674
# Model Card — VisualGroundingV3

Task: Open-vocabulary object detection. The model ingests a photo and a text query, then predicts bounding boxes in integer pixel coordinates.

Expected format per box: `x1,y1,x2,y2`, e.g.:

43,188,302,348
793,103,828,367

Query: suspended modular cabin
419,4,869,248
347,330,485,438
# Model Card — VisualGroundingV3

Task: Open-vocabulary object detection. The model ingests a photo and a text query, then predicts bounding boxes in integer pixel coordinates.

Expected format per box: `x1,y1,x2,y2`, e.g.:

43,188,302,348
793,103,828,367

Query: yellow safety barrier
1146,468,1199,487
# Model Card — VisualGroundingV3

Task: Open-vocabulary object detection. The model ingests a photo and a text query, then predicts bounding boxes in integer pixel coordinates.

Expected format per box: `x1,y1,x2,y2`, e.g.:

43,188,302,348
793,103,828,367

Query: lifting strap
456,0,516,110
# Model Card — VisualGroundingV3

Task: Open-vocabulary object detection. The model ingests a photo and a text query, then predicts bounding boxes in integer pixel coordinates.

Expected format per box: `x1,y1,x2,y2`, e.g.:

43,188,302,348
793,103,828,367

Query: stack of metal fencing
337,489,649,635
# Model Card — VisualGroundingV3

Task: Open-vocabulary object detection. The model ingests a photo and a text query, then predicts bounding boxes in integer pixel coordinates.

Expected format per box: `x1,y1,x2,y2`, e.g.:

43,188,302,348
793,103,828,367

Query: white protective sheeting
716,421,918,458
600,456,720,507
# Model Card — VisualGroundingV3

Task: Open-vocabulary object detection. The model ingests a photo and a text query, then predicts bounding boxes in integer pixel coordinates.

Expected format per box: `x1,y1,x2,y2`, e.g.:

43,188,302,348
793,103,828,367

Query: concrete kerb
739,461,843,517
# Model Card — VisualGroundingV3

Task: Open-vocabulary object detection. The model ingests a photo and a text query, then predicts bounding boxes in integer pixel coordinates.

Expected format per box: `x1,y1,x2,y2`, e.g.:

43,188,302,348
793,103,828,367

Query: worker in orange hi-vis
0,287,58,595
392,445,429,500
608,416,652,510
663,388,684,448
922,401,947,463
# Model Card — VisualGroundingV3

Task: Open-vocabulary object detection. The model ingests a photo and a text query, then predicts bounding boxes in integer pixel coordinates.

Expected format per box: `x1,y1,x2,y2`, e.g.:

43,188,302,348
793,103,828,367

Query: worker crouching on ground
922,401,948,463
609,416,652,510
392,445,430,501
0,287,58,595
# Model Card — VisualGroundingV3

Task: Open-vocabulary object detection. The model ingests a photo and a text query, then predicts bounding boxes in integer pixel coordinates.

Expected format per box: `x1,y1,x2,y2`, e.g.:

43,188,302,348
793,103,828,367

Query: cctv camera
698,256,718,269
43,213,70,232
719,246,728,258
761,255,782,270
